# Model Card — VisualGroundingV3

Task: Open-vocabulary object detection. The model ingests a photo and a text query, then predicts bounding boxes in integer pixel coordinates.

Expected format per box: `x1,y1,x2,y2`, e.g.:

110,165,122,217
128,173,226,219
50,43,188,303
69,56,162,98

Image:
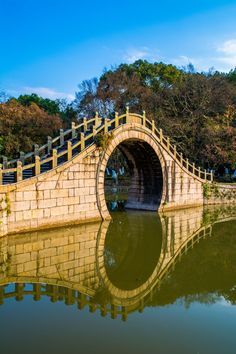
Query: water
0,205,236,354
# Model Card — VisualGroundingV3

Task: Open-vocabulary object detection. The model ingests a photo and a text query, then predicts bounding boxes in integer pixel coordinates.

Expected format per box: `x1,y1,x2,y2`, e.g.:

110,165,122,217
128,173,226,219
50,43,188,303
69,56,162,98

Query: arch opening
104,139,163,211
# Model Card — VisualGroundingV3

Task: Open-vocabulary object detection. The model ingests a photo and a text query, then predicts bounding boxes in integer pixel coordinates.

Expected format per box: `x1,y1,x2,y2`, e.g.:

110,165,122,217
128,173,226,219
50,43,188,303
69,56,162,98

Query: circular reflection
104,211,162,291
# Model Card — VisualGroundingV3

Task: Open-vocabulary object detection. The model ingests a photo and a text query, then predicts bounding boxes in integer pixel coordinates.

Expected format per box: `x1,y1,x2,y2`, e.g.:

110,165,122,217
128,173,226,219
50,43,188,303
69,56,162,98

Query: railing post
159,128,163,143
186,158,189,170
167,137,170,151
20,151,25,165
174,145,177,158
80,133,85,150
16,160,22,182
126,106,130,124
204,169,207,180
180,152,183,164
198,166,201,178
95,112,99,128
33,284,41,301
122,306,127,322
143,110,146,126
111,305,117,319
83,118,87,132
115,112,119,128
34,144,39,156
0,164,2,185
35,155,40,176
192,162,195,175
52,149,57,169
47,136,52,154
104,118,109,133
2,157,8,169
152,120,155,133
211,170,213,182
71,122,76,139
67,141,72,161
92,125,96,136
60,129,64,146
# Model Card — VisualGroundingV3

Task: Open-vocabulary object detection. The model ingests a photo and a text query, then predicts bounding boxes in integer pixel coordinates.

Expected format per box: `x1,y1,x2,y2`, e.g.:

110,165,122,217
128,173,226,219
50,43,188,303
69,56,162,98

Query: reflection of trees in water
104,212,162,290
202,205,236,225
148,219,236,308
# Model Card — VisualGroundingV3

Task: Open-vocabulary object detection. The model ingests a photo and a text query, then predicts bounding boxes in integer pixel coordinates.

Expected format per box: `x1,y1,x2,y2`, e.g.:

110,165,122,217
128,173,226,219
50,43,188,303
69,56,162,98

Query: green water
0,205,236,354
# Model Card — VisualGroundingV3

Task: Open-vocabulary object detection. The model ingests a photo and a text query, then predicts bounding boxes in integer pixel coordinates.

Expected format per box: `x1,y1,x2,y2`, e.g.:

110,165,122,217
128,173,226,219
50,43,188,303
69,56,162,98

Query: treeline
1,60,236,171
0,93,77,158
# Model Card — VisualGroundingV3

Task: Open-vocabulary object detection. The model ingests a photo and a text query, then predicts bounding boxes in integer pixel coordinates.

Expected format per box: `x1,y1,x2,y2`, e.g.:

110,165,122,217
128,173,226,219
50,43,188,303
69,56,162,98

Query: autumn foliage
0,100,62,158
75,61,236,169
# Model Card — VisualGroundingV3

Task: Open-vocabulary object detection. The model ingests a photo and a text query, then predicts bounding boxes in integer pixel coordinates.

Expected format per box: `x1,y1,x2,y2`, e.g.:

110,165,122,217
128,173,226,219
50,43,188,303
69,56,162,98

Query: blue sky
1,0,236,100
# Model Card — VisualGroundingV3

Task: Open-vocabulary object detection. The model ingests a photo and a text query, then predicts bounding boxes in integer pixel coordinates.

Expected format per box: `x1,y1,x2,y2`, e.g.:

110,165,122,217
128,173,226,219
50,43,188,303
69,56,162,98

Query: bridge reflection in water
0,205,236,321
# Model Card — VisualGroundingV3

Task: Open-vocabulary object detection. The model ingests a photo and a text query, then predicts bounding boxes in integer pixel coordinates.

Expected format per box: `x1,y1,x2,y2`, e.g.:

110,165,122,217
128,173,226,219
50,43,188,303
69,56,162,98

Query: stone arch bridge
0,110,215,235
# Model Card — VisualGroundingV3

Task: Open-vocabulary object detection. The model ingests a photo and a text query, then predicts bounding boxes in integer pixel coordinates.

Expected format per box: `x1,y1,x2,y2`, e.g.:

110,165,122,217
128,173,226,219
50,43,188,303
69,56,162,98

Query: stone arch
96,124,168,219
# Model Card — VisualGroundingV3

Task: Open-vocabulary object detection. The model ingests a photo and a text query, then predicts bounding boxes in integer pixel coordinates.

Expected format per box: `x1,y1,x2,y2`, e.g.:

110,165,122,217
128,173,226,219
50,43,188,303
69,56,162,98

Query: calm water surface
0,205,236,354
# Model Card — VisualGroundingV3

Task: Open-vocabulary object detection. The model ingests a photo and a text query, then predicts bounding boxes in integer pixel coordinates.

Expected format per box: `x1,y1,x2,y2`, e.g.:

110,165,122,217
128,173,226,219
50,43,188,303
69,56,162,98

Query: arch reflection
104,212,163,291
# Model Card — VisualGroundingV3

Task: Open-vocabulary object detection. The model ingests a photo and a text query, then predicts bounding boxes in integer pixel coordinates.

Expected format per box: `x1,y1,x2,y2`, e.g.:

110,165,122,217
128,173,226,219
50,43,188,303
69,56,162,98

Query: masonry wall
204,183,236,206
0,145,102,236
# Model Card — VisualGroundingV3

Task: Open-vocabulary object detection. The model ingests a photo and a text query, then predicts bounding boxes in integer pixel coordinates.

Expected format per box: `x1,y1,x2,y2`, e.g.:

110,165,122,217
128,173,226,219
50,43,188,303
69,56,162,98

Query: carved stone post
20,151,25,165
16,160,22,182
67,141,72,160
34,144,39,156
80,133,85,150
60,129,64,146
47,136,52,154
83,118,87,132
71,122,76,139
115,112,119,128
142,110,146,126
35,155,40,176
52,149,57,169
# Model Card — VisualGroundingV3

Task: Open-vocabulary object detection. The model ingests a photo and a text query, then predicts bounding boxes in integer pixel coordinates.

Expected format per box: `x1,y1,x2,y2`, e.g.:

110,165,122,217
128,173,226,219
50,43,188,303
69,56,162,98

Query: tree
15,93,77,128
75,60,236,170
16,93,61,115
0,100,62,158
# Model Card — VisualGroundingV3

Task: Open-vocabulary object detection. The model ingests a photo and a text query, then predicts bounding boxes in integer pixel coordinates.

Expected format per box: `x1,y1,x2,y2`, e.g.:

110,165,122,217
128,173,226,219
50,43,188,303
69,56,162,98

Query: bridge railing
0,110,213,185
0,283,131,321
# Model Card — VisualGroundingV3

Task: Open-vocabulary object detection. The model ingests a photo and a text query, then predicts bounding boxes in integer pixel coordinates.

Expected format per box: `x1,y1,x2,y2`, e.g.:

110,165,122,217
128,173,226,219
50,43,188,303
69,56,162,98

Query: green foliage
5,193,11,216
226,68,236,86
15,94,77,128
75,59,236,170
94,132,113,150
203,183,220,199
17,93,61,115
0,251,11,275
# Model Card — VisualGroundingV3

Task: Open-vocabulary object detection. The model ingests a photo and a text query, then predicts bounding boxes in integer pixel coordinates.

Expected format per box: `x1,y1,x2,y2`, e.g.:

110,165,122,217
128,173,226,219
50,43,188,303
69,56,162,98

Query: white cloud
123,47,160,63
22,87,75,101
215,39,236,70
218,39,236,55
7,87,75,101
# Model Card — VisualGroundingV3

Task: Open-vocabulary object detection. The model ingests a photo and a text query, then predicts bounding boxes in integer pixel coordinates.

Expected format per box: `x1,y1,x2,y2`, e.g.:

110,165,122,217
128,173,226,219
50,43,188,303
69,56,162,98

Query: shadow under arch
104,140,163,211
96,124,168,219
